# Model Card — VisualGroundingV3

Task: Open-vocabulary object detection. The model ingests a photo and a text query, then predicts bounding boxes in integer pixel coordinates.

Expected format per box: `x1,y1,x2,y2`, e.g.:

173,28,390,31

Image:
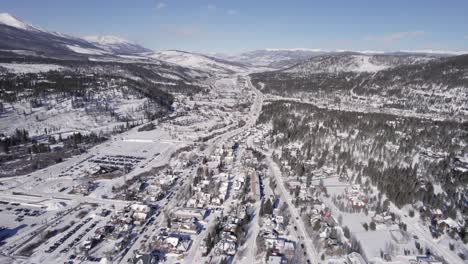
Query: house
263,237,295,254
131,204,150,213
215,240,237,256
437,218,459,231
72,181,98,195
172,221,199,234
220,231,237,242
165,237,179,248
320,227,331,239
430,209,443,220
323,215,337,227
372,212,393,225
186,198,197,208
267,255,285,264
176,239,192,252
287,181,301,192
133,212,148,222
172,208,206,220
133,253,158,264
346,252,367,264
349,197,366,209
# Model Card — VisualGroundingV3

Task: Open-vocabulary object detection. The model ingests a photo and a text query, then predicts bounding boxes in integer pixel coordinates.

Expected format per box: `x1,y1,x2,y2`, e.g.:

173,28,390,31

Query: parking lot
45,217,93,253
0,201,46,223
88,154,145,170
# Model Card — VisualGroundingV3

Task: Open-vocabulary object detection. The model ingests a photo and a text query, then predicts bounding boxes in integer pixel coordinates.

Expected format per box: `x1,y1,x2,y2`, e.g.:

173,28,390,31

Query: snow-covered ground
0,63,65,73
65,45,108,55
284,54,433,74
148,50,251,74
0,89,149,136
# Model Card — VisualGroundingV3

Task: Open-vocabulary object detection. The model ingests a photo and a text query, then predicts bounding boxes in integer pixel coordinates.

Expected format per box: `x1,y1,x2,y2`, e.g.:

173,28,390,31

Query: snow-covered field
0,63,65,73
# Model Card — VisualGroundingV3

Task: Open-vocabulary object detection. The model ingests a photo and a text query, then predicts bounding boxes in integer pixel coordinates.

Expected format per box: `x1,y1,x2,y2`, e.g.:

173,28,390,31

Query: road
389,205,464,264
182,212,219,264
264,153,320,264
230,133,261,264
204,75,263,155
234,199,261,264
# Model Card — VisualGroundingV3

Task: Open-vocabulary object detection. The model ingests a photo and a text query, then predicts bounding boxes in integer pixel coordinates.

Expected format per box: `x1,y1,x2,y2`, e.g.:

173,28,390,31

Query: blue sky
1,0,468,53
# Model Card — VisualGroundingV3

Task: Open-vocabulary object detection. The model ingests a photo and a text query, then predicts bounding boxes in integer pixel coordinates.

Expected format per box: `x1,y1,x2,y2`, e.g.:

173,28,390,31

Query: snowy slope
0,13,33,30
284,53,434,75
220,48,328,68
0,63,65,73
84,35,151,54
65,44,109,55
219,49,463,69
148,50,249,74
0,13,151,58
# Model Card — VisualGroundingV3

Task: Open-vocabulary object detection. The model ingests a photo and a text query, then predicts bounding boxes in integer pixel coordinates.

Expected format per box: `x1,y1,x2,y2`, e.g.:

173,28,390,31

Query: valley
0,11,467,264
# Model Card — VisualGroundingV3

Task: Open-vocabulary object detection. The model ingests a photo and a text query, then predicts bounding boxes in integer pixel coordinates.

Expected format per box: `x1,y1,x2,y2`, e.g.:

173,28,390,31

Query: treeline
0,128,29,153
0,128,107,154
251,71,360,95
0,70,178,122
0,57,207,117
0,71,175,108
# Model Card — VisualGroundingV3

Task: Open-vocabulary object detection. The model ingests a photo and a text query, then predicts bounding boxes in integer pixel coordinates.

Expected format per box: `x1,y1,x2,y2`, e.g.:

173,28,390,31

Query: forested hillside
251,54,468,119
258,101,468,218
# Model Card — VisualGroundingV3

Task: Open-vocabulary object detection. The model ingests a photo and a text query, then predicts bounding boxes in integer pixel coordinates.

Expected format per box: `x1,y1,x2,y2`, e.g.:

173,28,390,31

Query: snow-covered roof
165,237,179,247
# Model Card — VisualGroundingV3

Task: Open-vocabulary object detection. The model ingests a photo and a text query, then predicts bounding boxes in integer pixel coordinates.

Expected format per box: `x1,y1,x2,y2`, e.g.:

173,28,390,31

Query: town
1,6,468,263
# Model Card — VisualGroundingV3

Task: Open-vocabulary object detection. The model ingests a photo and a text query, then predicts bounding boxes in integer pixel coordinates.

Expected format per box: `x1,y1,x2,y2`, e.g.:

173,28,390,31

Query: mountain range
1,11,467,120
2,12,467,70
0,13,149,59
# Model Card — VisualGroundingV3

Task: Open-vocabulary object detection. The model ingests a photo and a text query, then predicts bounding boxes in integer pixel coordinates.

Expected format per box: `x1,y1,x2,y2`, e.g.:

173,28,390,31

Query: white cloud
227,9,238,15
156,2,166,10
365,31,425,44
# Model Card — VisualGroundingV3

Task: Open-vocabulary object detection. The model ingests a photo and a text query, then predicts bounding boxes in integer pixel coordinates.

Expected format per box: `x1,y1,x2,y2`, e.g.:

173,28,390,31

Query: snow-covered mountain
218,48,466,69
149,50,250,74
84,35,151,54
0,13,149,58
250,53,468,118
284,53,434,75
0,13,44,31
219,49,327,68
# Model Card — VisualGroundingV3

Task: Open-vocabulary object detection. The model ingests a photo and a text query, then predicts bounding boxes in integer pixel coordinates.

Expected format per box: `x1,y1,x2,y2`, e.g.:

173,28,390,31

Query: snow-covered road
263,152,320,264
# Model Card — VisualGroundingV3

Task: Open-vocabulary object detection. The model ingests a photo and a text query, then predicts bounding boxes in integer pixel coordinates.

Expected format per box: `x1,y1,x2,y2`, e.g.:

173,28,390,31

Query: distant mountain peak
83,35,135,45
0,12,35,31
84,35,151,54
264,48,325,52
